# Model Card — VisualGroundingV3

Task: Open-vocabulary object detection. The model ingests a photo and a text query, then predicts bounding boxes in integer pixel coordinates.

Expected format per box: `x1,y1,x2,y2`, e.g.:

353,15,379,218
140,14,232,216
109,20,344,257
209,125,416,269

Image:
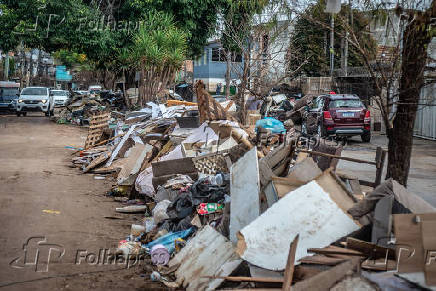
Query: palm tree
131,12,187,106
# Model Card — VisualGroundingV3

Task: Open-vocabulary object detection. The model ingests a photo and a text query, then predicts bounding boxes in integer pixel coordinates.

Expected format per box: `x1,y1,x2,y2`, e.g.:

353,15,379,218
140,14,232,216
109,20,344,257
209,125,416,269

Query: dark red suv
302,94,371,142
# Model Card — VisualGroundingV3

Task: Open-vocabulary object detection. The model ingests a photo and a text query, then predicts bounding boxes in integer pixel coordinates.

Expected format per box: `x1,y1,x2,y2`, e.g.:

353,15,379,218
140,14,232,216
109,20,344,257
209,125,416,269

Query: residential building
193,40,242,92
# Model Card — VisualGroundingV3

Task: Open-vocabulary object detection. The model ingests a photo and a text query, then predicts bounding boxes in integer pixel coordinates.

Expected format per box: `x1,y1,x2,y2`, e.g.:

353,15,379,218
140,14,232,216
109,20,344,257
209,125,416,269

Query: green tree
130,12,187,105
291,0,377,76
120,0,225,58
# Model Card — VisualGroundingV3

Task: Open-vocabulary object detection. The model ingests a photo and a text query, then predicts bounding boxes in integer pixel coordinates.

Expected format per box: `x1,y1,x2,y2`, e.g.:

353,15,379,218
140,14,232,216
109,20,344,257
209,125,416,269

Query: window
232,53,242,63
51,90,68,96
211,48,226,62
0,88,19,97
21,88,47,95
329,99,363,109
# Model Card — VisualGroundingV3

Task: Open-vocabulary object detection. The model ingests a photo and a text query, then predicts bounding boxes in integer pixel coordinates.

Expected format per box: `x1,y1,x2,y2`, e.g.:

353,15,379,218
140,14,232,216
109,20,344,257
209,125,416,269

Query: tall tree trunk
386,4,435,186
138,69,146,107
238,51,250,124
225,50,231,99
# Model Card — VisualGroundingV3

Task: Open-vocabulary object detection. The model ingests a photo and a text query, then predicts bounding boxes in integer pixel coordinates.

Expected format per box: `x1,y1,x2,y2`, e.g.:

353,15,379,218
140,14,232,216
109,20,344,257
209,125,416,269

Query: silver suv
16,87,54,117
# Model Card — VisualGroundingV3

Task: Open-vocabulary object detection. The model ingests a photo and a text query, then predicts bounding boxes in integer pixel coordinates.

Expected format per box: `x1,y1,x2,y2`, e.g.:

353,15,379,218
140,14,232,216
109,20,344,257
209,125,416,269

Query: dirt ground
1,112,435,290
0,113,160,290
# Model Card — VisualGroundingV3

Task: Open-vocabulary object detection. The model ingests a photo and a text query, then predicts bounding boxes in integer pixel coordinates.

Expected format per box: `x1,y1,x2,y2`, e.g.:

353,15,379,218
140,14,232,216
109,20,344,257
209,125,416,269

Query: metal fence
414,84,436,140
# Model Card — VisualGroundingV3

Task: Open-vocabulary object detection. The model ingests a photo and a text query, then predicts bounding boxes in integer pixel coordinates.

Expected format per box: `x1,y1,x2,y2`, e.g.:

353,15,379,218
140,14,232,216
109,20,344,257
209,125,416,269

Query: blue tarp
256,117,286,134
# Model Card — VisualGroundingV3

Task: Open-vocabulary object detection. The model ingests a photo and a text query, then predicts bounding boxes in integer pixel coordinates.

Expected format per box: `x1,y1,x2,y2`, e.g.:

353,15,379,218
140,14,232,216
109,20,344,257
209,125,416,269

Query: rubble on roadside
65,86,436,291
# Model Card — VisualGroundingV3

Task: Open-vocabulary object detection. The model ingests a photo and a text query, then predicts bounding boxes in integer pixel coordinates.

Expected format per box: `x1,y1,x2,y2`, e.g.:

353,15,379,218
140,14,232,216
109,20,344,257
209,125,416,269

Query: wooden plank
358,179,376,187
203,276,283,283
83,151,111,173
393,213,436,273
361,258,397,271
292,259,360,291
346,237,395,260
374,147,387,186
308,246,365,257
298,255,347,266
151,157,196,177
298,149,377,165
421,220,436,286
349,178,363,196
116,144,152,186
230,147,260,243
282,234,299,291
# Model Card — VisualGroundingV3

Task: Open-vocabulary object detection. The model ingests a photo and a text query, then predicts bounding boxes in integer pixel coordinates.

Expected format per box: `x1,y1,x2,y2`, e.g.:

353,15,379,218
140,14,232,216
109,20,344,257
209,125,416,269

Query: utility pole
325,0,341,76
4,54,9,80
344,0,353,77
330,14,334,76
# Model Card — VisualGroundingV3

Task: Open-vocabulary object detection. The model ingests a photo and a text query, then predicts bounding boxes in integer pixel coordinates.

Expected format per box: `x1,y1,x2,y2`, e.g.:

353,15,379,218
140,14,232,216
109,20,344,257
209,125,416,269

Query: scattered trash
197,203,223,215
150,244,170,266
64,91,426,290
115,205,147,213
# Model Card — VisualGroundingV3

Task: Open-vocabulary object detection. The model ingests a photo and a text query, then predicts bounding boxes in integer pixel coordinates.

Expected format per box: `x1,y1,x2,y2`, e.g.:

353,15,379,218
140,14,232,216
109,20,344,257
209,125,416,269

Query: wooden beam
298,149,377,165
282,234,299,291
374,146,387,186
202,276,283,283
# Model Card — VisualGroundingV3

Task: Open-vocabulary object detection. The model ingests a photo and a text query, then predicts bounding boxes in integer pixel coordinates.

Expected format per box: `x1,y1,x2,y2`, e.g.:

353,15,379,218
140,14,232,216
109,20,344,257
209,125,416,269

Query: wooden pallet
84,111,110,149
192,152,230,175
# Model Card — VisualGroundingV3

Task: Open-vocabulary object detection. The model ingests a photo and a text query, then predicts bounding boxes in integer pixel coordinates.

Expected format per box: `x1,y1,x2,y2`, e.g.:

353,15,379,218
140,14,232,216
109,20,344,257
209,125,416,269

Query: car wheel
45,111,49,117
16,112,21,117
361,131,371,142
22,112,27,117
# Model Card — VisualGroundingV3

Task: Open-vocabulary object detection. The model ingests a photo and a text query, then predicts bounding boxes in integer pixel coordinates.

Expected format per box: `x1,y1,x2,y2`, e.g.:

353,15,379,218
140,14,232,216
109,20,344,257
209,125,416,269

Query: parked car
301,94,371,142
50,89,70,107
88,85,102,96
16,87,54,117
0,81,20,111
212,94,227,103
73,90,88,96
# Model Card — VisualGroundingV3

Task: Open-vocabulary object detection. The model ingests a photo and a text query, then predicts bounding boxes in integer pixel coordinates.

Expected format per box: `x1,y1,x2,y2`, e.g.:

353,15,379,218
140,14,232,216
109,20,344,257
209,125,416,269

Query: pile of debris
68,89,436,291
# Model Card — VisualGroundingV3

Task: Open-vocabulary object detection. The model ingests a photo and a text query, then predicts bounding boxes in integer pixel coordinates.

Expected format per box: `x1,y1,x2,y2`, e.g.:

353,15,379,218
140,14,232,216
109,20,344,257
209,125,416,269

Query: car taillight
364,110,371,123
323,111,333,122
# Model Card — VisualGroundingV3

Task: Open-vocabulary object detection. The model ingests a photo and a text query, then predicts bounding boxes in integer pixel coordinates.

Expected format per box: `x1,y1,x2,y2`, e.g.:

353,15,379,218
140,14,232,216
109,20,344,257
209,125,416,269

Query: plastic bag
255,117,286,134
144,227,195,254
152,200,171,224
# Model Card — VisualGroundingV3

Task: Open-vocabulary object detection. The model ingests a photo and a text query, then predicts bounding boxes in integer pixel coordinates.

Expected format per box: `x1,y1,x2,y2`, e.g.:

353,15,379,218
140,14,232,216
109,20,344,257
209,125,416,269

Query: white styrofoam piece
230,147,260,243
238,180,360,271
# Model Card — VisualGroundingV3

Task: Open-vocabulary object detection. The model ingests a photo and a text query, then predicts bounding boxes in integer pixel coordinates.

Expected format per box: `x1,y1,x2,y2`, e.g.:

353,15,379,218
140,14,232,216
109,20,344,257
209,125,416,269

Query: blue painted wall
193,42,242,80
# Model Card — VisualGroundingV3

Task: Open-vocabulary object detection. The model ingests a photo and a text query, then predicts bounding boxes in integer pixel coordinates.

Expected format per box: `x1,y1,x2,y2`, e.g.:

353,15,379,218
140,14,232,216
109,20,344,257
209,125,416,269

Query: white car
51,90,70,107
16,87,54,117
